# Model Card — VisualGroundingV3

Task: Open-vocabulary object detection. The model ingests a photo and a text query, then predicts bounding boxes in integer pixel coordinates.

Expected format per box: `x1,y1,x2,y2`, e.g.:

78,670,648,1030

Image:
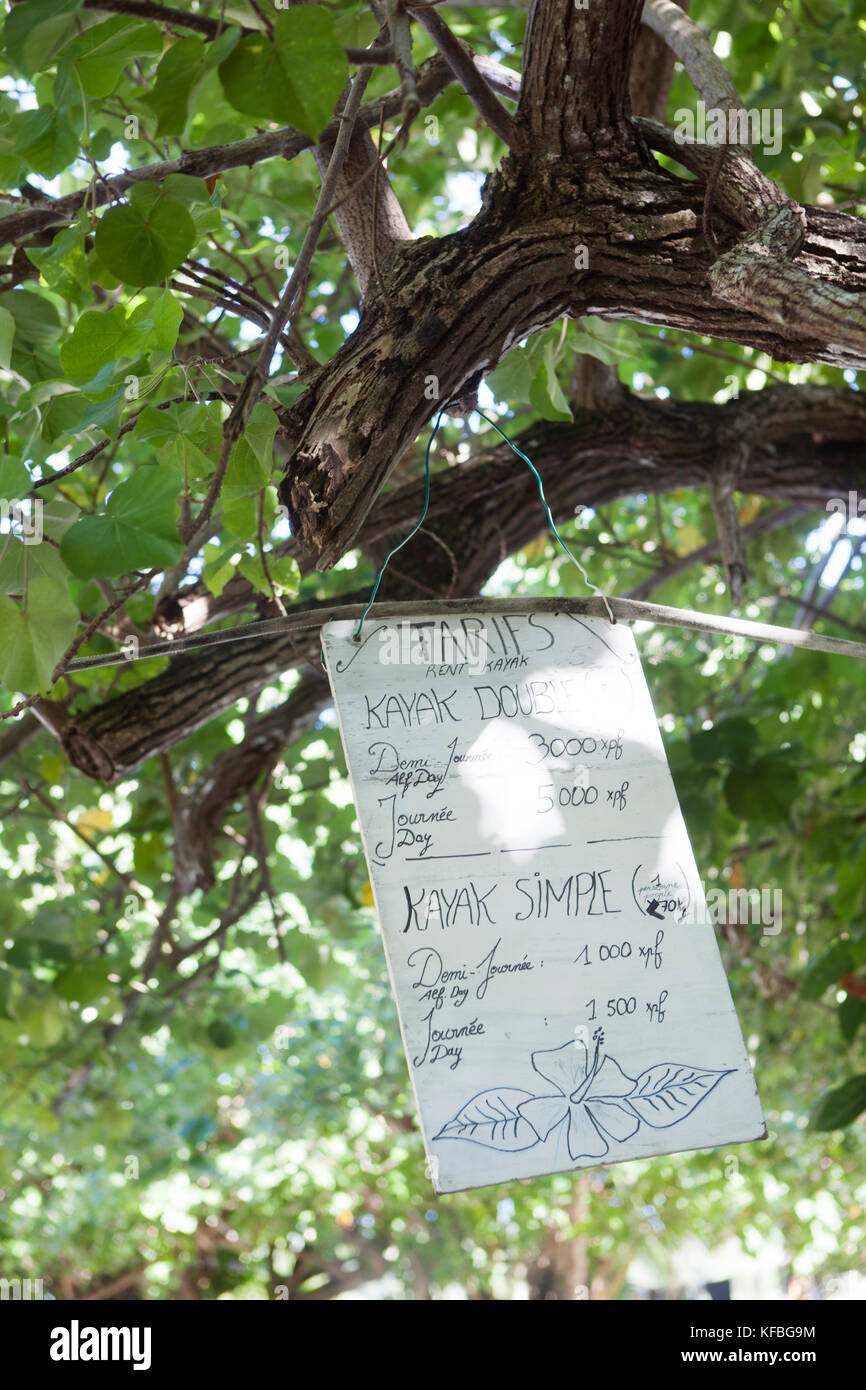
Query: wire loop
353,404,615,641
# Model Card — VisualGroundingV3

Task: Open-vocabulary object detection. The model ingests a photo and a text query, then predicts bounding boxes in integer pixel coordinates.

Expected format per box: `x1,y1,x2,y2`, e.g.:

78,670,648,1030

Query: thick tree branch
279,165,866,567
517,0,644,155
174,674,327,893
48,382,866,779
313,123,413,299
707,204,866,354
168,378,866,639
629,0,690,123
642,119,866,354
267,13,866,568
641,0,745,125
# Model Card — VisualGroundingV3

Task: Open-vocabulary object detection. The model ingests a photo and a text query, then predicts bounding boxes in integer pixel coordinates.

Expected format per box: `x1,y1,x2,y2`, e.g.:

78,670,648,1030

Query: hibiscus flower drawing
432,1027,734,1162
517,1030,640,1161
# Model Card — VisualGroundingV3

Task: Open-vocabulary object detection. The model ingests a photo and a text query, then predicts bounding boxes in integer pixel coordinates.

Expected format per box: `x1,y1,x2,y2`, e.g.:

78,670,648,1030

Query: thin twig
51,571,156,682
407,3,519,149
370,102,389,307
257,489,287,617
179,66,375,559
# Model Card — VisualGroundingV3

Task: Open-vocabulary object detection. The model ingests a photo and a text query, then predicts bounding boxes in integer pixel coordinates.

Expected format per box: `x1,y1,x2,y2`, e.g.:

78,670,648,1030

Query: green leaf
60,305,129,387
59,303,153,386
13,108,79,178
800,939,854,1001
237,550,285,597
0,454,30,498
840,996,866,1043
36,498,79,543
3,0,82,78
570,317,639,366
94,183,196,287
219,8,348,136
18,995,67,1047
486,349,534,405
0,967,14,1021
156,434,216,483
132,831,164,878
25,222,90,303
0,462,68,597
222,404,279,512
60,465,183,579
200,537,241,598
808,1073,866,1131
143,37,207,135
221,496,257,539
207,1019,236,1049
59,17,162,101
723,753,799,824
0,532,69,595
0,289,62,348
225,442,268,497
529,362,572,422
0,305,14,369
268,553,300,596
75,385,128,434
127,287,184,354
134,399,214,445
0,576,78,694
53,960,113,1005
161,173,219,208
144,29,239,136
543,340,573,418
690,717,760,768
243,403,279,467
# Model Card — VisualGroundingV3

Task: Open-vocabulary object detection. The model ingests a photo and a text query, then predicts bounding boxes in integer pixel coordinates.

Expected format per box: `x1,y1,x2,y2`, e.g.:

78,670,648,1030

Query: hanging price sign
323,609,765,1194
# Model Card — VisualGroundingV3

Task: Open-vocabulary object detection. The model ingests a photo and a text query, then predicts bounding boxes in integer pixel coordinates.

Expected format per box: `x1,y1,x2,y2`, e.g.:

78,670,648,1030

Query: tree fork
276,0,866,569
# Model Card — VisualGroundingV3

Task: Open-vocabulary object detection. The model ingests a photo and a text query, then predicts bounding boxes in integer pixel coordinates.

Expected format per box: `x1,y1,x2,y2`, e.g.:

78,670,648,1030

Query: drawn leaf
434,1088,539,1151
626,1063,733,1128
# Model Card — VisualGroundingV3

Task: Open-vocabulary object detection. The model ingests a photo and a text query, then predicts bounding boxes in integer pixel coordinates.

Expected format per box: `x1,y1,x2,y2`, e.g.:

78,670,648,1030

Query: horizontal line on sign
499,844,570,853
585,835,670,844
404,852,493,860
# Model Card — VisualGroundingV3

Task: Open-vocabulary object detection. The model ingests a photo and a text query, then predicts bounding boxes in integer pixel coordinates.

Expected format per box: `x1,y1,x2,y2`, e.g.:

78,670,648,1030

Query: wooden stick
61,595,866,673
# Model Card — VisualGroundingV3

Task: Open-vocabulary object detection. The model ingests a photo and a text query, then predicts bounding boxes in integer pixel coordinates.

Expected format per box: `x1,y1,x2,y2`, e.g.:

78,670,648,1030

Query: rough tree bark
277,0,866,568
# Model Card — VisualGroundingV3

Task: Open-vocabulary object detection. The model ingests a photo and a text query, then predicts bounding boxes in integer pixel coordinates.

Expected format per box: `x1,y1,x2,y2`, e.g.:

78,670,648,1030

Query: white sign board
322,610,765,1194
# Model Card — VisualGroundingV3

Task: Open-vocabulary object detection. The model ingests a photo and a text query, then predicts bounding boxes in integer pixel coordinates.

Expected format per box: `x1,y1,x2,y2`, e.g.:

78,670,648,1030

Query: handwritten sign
322,610,765,1194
